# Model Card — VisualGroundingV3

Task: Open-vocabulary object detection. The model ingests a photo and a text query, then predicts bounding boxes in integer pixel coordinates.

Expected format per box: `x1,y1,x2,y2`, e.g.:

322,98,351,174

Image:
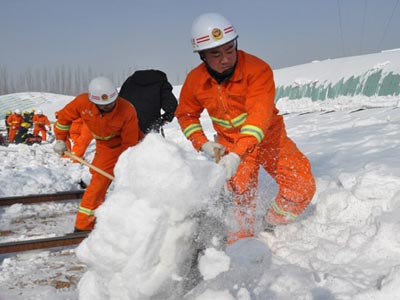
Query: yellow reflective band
55,122,71,131
210,113,248,129
183,123,202,138
92,133,116,140
78,206,95,216
272,202,298,221
240,125,264,142
210,116,231,128
231,113,247,127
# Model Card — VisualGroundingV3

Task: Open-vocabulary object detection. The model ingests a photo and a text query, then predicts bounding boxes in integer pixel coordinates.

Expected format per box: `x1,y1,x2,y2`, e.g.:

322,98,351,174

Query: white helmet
88,77,118,105
14,109,21,114
191,12,238,52
36,109,43,114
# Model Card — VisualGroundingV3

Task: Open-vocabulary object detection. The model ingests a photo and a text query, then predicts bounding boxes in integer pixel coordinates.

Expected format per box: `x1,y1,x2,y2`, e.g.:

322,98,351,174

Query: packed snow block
76,133,227,300
184,238,272,299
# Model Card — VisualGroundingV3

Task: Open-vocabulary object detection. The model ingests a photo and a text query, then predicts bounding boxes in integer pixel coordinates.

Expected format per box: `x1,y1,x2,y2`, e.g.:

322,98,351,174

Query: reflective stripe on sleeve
240,125,264,142
183,123,203,138
55,122,71,131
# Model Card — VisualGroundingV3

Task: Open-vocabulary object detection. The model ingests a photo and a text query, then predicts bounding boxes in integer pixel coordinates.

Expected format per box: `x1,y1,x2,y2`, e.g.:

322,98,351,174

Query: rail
0,190,84,206
0,231,90,254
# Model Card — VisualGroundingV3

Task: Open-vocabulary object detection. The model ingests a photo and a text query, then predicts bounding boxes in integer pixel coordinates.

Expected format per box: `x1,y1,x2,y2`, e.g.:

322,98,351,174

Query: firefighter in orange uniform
33,109,51,141
7,109,24,142
176,13,316,244
53,77,140,232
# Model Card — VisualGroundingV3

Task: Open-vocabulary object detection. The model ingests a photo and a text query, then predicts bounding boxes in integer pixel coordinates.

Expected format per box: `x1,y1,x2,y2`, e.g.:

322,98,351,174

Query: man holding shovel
53,76,141,232
176,13,316,244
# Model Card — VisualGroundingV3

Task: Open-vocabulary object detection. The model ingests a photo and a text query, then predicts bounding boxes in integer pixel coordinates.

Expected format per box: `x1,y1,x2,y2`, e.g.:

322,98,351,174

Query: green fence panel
378,72,400,96
362,70,382,96
275,70,400,101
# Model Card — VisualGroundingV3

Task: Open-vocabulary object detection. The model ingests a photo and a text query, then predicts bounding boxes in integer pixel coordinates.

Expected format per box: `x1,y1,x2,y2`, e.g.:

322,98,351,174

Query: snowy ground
1,92,400,299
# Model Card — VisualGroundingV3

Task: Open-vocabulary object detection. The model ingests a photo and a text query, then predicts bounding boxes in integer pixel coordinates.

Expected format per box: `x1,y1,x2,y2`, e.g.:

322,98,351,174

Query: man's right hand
201,141,226,158
53,140,67,155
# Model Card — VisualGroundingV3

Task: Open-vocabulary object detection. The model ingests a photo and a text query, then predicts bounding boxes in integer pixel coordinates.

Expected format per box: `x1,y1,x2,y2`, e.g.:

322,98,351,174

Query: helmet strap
199,52,206,62
96,101,117,113
205,60,237,84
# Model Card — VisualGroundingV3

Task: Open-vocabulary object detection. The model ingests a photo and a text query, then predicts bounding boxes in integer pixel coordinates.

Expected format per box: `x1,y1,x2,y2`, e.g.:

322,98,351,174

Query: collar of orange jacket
200,50,245,86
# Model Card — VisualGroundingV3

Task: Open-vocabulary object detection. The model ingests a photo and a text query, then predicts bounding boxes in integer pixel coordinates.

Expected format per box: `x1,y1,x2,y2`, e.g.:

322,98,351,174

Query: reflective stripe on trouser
221,123,315,243
74,144,123,230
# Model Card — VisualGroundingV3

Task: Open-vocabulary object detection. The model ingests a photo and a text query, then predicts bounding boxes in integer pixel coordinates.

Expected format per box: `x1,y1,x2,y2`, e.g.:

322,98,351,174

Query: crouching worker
176,13,316,244
14,122,32,144
53,77,141,232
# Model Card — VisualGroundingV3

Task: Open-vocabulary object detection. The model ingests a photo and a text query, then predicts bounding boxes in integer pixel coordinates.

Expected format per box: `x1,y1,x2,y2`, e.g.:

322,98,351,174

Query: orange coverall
55,94,140,230
33,114,51,141
7,113,24,142
176,50,316,243
69,119,93,158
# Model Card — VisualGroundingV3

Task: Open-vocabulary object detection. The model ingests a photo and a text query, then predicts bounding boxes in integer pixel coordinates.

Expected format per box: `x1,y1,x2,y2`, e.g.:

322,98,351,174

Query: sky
1,0,400,84
1,50,400,299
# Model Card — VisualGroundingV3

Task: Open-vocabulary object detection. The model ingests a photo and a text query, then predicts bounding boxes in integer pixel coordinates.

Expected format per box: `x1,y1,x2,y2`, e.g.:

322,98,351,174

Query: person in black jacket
119,69,178,135
15,122,39,144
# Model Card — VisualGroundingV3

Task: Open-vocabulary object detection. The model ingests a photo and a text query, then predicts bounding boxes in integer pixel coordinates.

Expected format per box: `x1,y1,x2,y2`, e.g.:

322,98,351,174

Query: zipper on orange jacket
99,113,103,139
217,84,236,129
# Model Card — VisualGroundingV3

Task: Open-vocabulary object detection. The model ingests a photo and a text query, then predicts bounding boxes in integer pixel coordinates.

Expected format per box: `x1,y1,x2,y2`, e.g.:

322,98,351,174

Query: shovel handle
63,151,115,180
214,147,222,163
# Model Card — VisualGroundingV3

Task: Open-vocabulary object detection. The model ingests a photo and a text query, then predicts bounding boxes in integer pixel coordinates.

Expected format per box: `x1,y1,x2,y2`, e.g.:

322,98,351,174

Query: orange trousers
33,127,47,141
74,143,123,231
222,122,316,243
8,127,18,142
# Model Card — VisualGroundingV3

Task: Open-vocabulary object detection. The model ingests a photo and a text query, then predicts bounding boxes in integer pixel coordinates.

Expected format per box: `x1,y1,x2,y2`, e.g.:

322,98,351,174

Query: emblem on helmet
101,94,109,101
211,28,223,41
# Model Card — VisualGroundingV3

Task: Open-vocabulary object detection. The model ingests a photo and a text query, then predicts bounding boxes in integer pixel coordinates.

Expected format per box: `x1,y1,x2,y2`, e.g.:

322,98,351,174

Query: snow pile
74,104,400,300
1,49,400,299
76,134,227,299
0,143,86,197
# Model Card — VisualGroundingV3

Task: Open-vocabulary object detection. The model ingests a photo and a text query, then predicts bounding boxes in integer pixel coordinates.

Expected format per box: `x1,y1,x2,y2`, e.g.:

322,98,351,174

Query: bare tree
0,64,181,96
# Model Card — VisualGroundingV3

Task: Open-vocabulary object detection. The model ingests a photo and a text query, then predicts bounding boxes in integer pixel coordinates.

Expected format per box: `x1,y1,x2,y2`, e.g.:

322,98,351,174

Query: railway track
0,190,87,254
0,231,90,254
0,190,84,206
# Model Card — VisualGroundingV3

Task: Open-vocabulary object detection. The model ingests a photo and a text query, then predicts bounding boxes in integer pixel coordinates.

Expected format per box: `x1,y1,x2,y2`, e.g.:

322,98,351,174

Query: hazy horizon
1,0,400,85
